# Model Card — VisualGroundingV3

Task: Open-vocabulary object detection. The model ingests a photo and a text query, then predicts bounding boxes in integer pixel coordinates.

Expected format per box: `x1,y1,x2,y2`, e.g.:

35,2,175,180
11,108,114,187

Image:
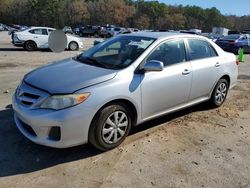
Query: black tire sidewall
211,78,229,107
89,104,132,151
25,41,36,51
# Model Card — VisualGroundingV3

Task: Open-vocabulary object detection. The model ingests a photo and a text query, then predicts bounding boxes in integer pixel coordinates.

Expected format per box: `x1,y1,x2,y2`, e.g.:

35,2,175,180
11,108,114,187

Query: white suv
12,27,83,51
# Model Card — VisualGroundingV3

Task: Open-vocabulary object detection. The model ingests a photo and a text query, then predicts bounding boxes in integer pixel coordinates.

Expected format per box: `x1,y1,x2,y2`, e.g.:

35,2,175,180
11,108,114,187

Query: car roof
30,26,55,30
124,32,204,40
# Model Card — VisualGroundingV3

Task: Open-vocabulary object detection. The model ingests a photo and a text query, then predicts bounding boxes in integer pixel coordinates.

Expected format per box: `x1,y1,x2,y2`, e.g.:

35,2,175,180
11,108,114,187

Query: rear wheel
68,41,79,51
210,78,229,107
89,103,132,151
24,41,37,51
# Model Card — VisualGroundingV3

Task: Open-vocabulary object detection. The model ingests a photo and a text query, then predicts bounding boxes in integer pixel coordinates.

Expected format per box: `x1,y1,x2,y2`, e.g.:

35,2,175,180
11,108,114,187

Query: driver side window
147,39,186,66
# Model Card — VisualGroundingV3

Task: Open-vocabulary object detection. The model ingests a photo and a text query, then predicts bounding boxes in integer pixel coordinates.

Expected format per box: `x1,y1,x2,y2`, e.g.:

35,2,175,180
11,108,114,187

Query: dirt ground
0,31,250,188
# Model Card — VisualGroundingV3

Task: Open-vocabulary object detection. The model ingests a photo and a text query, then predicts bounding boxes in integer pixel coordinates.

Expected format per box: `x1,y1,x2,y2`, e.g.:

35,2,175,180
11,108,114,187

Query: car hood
24,58,117,94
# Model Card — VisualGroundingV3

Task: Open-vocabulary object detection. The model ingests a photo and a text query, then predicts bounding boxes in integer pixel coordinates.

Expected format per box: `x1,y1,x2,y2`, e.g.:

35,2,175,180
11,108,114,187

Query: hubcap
215,82,227,104
27,42,34,50
102,111,128,144
70,43,77,50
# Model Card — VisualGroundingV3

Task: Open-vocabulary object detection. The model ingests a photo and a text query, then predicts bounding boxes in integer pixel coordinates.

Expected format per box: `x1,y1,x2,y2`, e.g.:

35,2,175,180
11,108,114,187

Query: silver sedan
12,32,238,151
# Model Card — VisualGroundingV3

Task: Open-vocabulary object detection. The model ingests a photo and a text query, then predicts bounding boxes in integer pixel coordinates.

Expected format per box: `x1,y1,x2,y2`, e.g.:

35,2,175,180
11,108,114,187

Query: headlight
40,93,90,110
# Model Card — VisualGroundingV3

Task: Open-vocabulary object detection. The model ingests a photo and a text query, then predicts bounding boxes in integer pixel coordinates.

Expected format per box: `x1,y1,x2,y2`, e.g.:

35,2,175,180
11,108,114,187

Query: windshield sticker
128,41,144,46
128,40,153,49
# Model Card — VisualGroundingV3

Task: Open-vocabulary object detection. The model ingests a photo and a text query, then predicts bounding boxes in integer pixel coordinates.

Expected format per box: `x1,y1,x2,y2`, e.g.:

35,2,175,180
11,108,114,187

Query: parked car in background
228,30,241,35
79,25,108,38
243,29,250,34
189,28,202,34
73,27,81,35
62,26,73,34
12,27,83,51
0,23,5,31
180,30,199,35
116,28,140,35
107,27,126,37
216,34,250,54
202,33,221,42
13,32,238,151
127,28,139,32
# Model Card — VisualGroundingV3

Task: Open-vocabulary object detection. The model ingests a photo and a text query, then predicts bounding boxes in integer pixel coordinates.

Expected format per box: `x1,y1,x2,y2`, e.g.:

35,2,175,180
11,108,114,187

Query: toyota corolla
12,32,238,151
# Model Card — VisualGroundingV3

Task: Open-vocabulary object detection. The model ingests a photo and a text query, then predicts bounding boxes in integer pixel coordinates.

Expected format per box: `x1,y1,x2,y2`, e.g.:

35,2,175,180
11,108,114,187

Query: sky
158,0,250,16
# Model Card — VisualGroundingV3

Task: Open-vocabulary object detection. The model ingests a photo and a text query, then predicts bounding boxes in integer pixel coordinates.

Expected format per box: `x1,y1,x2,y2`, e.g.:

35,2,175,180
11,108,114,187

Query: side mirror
143,60,164,72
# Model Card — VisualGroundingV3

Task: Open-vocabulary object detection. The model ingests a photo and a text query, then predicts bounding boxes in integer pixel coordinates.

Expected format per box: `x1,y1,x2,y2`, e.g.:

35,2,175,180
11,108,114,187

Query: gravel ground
0,31,250,188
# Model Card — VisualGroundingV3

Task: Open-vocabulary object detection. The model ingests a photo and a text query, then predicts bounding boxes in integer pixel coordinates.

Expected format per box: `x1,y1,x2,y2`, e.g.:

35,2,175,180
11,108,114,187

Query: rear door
29,28,49,48
141,39,192,119
186,38,224,101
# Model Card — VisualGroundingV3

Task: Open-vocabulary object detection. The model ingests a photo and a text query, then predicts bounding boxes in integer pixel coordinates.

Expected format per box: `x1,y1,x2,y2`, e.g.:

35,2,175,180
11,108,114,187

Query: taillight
236,60,239,65
229,41,235,45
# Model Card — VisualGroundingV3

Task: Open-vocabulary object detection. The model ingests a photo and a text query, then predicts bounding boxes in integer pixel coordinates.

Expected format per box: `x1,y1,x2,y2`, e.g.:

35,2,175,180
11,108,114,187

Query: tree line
0,0,249,32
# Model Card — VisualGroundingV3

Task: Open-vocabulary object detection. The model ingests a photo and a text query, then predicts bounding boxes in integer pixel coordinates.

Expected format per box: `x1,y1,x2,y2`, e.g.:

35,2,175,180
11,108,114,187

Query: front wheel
89,104,132,151
210,78,229,107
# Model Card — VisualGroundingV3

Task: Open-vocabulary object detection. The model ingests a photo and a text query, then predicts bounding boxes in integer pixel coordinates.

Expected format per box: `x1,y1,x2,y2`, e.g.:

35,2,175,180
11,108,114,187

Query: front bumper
12,90,96,148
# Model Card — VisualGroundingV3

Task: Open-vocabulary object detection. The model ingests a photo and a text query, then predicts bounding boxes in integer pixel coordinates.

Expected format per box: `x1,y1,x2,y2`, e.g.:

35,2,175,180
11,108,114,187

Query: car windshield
76,36,155,69
222,35,241,40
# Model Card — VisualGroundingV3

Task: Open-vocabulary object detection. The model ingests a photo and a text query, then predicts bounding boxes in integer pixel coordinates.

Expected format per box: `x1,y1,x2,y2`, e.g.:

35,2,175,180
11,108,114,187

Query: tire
210,78,229,107
89,103,132,151
24,41,37,51
68,41,79,51
94,32,99,38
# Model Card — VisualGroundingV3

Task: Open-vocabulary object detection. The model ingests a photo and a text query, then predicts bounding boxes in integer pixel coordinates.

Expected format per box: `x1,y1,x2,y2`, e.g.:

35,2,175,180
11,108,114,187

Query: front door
141,39,192,120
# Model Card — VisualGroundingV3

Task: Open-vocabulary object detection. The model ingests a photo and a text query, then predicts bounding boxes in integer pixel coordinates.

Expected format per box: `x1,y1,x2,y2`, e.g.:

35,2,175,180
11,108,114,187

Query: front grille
19,119,37,137
16,82,48,108
21,101,33,106
23,92,40,99
17,90,41,107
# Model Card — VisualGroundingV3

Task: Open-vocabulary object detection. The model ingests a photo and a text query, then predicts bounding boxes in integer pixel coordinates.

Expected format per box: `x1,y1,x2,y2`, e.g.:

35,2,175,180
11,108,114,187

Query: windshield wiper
74,56,108,68
74,56,94,65
110,64,124,69
85,57,108,68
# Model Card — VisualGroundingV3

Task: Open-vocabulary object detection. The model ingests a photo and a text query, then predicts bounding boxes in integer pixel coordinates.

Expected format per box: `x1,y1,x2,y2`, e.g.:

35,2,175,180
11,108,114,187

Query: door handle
34,36,38,38
182,69,191,75
215,62,220,67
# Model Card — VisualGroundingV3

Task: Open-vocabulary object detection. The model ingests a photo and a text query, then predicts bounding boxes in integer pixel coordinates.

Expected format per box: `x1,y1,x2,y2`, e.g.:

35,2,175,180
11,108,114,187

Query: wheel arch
209,74,231,98
24,40,37,47
91,98,138,128
68,41,79,49
220,74,231,87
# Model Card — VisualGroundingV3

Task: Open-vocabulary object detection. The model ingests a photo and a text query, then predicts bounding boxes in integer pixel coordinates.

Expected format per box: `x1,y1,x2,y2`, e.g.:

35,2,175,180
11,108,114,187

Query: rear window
222,35,241,40
188,39,217,60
